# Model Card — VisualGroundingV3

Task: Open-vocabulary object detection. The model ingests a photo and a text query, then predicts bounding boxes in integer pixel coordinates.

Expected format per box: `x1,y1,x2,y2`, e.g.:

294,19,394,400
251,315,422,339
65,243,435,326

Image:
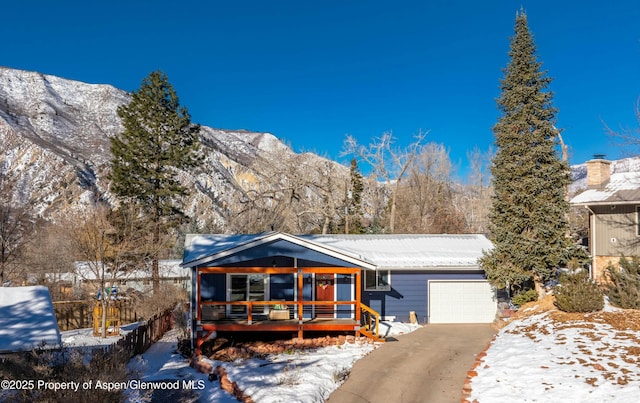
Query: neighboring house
570,158,640,281
0,286,62,353
47,260,189,297
182,231,495,354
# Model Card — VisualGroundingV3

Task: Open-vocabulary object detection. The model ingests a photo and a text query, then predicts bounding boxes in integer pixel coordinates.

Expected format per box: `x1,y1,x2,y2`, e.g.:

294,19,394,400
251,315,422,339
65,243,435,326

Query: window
364,270,390,291
229,274,267,316
637,206,640,236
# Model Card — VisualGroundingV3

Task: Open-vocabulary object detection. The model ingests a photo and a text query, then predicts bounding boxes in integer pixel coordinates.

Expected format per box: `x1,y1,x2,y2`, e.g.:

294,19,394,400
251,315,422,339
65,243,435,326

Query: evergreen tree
479,11,575,297
604,256,640,309
345,158,364,233
110,70,202,293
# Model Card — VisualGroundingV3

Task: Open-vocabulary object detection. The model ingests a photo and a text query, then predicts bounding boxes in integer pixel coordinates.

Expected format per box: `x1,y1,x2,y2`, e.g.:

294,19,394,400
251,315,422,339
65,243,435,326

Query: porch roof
182,232,492,271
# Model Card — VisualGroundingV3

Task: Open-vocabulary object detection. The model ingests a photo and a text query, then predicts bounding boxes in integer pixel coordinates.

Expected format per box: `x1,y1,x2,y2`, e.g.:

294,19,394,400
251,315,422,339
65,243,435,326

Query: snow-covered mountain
0,67,345,231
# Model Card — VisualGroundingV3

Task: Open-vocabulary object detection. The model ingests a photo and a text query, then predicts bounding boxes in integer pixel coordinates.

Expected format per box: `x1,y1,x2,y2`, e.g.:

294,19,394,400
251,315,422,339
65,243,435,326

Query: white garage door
428,280,496,323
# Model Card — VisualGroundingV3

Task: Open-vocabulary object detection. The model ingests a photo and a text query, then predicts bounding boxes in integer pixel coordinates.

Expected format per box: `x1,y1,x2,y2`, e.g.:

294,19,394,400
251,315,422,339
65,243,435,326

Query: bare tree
229,148,349,234
343,131,427,233
0,166,35,285
459,146,494,234
305,160,346,234
27,223,76,300
62,205,142,337
606,98,640,156
395,143,465,233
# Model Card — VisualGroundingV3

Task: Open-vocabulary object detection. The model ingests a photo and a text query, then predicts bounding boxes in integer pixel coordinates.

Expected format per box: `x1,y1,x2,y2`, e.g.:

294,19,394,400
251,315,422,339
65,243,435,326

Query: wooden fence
105,308,174,358
53,299,140,331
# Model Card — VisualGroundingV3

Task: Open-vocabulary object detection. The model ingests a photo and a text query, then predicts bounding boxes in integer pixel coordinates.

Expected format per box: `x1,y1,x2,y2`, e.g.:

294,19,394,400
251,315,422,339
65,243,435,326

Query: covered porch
183,233,382,354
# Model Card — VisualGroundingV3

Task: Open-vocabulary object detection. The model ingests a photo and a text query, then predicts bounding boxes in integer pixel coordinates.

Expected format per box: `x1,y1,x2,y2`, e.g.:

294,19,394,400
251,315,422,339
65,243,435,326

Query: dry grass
507,294,640,331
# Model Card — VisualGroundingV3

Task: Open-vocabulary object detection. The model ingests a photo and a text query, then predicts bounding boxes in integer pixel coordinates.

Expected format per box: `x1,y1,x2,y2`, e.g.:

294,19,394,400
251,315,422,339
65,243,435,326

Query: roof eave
571,200,640,207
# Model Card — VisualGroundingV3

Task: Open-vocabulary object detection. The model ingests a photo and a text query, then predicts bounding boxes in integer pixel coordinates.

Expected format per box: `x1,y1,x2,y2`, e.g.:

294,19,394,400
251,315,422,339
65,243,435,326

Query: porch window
364,270,390,291
229,274,267,316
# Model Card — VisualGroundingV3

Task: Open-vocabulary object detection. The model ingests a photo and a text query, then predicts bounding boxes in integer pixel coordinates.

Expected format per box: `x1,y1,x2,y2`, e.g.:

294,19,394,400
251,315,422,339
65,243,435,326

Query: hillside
1,66,637,234
0,67,346,232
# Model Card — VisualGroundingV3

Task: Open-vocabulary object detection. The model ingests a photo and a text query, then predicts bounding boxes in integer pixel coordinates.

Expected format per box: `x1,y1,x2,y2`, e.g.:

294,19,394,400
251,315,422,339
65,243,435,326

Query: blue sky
3,1,639,179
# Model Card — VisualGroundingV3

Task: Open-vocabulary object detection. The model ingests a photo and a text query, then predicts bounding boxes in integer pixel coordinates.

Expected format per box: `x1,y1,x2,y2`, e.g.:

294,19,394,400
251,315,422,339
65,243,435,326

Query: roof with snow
47,259,186,283
183,232,492,270
570,172,640,205
0,286,62,352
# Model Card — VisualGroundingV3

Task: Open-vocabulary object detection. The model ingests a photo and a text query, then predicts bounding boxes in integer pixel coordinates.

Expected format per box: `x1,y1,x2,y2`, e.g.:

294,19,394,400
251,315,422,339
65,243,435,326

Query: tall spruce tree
479,11,574,297
345,158,364,234
110,70,202,293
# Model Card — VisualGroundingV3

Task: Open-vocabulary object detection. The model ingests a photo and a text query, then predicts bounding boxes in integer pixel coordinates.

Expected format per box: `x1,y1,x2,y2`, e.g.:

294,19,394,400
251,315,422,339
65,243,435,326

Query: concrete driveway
326,324,496,403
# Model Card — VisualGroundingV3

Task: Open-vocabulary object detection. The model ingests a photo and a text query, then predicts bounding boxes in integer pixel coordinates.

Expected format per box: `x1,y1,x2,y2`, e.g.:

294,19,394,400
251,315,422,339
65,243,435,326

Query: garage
428,280,497,323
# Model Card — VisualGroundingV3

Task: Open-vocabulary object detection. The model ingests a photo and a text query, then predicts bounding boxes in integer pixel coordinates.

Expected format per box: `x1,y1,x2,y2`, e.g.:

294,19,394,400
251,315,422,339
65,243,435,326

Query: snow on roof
183,233,493,270
0,286,62,352
182,232,377,269
570,172,640,205
300,234,492,269
47,259,186,282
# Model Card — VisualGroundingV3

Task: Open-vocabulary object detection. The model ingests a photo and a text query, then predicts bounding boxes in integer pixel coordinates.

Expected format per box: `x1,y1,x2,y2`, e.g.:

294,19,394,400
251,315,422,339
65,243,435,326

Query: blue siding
361,271,486,323
303,274,313,318
270,274,295,301
336,274,353,318
200,239,362,268
200,273,225,301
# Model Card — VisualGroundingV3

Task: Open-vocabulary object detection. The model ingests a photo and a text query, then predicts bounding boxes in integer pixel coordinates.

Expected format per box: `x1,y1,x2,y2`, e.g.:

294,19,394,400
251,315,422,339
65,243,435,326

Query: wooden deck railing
359,303,382,340
198,300,385,341
199,300,358,324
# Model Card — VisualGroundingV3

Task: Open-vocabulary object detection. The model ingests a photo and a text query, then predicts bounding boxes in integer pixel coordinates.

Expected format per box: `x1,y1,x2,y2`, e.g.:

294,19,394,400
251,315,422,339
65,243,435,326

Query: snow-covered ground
59,321,419,403
469,301,640,403
57,301,640,403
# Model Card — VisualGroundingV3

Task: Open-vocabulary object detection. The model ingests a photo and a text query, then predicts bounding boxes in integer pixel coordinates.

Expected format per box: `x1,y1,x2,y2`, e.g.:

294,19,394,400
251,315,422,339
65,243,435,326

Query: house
182,232,495,354
570,158,640,281
47,259,189,298
0,286,62,353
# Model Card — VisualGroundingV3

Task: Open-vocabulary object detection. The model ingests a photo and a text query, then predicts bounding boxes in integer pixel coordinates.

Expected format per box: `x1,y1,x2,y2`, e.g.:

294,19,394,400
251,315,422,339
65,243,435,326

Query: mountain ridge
0,66,345,231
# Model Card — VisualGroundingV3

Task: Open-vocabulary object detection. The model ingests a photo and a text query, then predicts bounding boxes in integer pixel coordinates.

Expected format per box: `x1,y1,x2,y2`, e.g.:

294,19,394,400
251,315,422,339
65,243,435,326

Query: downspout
585,206,596,280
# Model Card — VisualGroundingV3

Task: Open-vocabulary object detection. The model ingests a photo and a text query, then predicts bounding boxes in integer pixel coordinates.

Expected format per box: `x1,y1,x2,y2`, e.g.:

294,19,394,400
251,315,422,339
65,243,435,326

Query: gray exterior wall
591,205,640,256
361,271,487,323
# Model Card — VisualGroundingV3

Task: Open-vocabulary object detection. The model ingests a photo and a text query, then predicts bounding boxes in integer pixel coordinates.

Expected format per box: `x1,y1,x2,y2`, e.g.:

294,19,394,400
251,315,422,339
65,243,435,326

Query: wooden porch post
195,269,202,356
355,270,361,322
297,268,303,338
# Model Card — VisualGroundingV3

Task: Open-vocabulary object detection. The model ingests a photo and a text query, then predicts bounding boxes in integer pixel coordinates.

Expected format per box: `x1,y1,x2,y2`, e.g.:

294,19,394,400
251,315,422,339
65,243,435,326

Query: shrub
554,270,604,313
0,347,128,403
604,256,640,309
511,289,538,307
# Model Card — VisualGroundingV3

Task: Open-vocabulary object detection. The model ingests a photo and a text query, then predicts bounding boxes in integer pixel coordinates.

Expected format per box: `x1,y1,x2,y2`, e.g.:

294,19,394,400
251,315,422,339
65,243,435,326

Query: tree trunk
101,294,107,338
153,220,160,294
533,273,546,300
152,258,160,295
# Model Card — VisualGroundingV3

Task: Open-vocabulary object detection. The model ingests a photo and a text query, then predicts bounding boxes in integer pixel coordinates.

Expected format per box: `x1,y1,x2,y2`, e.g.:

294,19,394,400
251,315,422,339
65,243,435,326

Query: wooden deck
199,317,361,333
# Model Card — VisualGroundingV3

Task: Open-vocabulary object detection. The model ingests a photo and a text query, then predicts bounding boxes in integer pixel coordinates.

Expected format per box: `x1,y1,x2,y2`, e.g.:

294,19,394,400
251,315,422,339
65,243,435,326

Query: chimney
586,156,611,188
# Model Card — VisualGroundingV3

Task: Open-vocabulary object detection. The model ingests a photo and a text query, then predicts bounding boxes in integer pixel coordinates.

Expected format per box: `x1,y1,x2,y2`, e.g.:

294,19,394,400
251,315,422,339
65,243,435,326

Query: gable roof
183,232,492,271
570,172,640,206
182,232,377,270
0,286,62,352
